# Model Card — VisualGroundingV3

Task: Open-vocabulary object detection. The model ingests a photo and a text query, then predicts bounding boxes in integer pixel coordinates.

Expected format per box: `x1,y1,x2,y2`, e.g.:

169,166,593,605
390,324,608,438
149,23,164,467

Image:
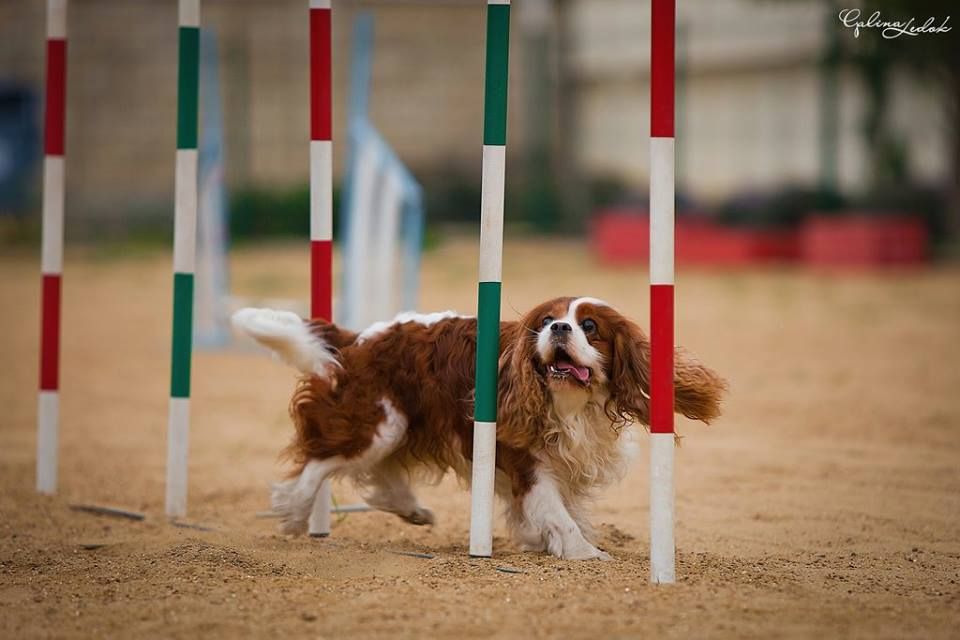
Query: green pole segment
483,3,510,147
474,281,502,422
176,26,199,151
170,272,194,397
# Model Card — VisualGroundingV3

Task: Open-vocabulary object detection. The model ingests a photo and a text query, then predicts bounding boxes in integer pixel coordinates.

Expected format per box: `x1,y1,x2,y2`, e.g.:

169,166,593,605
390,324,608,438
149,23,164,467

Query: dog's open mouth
546,347,592,385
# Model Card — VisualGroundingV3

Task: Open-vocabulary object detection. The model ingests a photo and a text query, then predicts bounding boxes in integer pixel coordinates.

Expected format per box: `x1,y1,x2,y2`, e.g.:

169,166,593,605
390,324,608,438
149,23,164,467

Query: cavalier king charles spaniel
233,296,725,560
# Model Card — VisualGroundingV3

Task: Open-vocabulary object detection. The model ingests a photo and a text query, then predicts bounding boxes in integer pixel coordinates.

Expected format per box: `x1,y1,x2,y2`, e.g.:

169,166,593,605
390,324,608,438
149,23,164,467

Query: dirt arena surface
1,238,958,638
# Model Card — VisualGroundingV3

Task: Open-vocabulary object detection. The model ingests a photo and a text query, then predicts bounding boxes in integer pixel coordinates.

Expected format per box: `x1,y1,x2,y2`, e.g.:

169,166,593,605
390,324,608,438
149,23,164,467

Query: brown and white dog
233,297,725,560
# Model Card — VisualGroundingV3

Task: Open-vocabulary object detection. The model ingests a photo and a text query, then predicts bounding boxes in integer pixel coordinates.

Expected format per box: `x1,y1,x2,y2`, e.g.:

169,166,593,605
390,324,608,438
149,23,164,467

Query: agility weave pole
469,0,510,558
307,0,334,538
166,0,200,518
649,0,677,584
37,0,68,495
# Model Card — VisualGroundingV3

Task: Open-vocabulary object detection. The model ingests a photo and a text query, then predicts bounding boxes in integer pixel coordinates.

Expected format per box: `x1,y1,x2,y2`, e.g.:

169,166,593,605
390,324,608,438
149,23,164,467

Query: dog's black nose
550,322,572,333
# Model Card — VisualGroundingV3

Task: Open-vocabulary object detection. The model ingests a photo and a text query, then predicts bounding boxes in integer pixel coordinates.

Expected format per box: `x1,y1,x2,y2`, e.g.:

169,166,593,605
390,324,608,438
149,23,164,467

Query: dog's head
499,297,654,432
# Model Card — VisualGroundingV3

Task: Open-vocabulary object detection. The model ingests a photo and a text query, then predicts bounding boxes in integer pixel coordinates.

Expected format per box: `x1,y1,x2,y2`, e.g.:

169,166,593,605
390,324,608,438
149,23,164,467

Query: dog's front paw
271,480,310,536
401,507,435,526
279,517,309,536
563,542,613,561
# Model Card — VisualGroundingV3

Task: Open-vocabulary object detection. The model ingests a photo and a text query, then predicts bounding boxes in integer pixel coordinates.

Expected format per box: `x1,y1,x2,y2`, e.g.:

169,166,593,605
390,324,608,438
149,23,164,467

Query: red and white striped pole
37,0,68,495
307,0,333,538
649,0,676,584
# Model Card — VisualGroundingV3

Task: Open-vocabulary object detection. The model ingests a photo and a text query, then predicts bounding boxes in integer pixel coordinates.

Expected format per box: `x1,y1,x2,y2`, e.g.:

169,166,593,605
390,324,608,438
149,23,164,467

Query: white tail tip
232,307,337,377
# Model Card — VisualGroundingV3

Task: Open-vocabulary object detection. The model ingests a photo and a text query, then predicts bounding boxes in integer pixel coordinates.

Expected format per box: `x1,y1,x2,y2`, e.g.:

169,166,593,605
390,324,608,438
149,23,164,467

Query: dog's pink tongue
556,361,590,382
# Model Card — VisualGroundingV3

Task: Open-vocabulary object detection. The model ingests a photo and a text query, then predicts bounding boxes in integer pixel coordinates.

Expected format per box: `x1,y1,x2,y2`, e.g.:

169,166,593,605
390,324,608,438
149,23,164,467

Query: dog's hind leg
363,460,435,526
279,396,411,535
272,457,346,535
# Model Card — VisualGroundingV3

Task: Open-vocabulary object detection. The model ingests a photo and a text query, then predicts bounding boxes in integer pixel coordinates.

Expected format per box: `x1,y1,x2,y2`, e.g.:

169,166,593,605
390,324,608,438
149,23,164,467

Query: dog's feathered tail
674,348,727,423
232,308,343,378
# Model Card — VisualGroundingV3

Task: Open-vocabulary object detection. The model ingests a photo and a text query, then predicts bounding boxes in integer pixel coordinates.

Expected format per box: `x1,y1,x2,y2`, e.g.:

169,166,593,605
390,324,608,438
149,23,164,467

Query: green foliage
853,183,949,240
587,175,639,211
518,175,563,233
0,214,40,246
230,184,314,241
717,186,847,228
421,168,480,225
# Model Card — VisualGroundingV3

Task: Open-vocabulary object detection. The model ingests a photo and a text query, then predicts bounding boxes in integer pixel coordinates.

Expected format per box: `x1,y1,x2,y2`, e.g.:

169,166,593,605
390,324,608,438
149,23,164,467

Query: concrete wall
0,0,528,224
0,0,952,224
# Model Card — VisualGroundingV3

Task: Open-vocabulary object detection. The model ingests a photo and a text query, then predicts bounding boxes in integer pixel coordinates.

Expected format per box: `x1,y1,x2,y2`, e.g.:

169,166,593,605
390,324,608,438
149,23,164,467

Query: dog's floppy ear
496,320,546,449
604,317,652,428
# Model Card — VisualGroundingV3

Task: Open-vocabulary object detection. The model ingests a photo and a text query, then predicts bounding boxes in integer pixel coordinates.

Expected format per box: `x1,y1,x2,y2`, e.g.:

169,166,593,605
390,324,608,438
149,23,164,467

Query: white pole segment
179,0,200,28
310,140,333,241
650,432,676,583
41,158,64,275
477,145,506,282
165,397,190,517
47,0,67,38
36,392,60,494
469,420,497,556
649,137,675,285
308,476,332,536
173,149,198,274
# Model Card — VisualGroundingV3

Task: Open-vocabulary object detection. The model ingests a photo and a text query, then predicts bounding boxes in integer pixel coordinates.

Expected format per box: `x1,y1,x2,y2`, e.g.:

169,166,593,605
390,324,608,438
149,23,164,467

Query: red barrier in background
591,210,650,265
800,215,928,267
591,210,929,268
591,210,798,267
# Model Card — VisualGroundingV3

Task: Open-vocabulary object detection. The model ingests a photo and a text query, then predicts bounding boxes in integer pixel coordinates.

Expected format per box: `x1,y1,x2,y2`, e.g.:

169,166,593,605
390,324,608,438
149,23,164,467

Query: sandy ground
1,237,959,639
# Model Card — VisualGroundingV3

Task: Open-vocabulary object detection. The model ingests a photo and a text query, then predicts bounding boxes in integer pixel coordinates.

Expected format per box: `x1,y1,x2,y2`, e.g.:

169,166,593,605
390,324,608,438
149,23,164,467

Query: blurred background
0,0,956,264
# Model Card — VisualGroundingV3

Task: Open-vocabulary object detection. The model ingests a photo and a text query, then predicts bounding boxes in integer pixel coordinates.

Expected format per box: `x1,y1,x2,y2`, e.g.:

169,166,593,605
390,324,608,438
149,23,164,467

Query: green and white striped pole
469,0,510,558
166,0,200,519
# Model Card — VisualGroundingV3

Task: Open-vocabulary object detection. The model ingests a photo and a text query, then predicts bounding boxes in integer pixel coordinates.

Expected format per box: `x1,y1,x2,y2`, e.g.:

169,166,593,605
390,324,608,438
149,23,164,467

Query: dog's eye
541,316,554,327
580,318,597,333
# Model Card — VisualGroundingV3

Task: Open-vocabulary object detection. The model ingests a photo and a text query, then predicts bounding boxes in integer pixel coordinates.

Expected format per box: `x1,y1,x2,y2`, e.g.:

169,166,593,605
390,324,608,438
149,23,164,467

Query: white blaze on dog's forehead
565,297,609,322
357,310,467,344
